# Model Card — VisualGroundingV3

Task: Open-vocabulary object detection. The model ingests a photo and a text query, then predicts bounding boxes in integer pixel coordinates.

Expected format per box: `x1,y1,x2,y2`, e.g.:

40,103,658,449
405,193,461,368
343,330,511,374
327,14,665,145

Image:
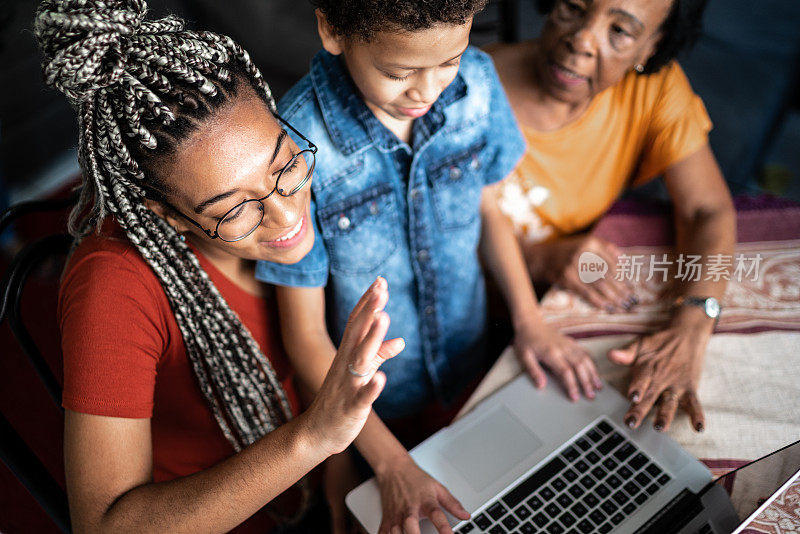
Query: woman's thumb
608,341,638,365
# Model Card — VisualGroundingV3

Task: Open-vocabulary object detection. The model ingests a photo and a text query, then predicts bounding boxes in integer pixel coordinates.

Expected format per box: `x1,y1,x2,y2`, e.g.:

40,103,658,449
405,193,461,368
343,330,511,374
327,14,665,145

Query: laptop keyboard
455,418,672,534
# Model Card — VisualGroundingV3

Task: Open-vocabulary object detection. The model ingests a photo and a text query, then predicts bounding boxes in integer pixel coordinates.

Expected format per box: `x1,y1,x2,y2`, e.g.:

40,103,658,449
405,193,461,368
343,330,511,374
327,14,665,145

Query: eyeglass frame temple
142,188,220,239
270,112,317,198
273,111,318,155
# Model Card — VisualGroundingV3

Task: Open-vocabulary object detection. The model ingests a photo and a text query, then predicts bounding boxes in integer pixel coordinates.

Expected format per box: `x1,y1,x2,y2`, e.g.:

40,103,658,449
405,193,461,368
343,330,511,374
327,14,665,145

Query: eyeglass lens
216,149,314,241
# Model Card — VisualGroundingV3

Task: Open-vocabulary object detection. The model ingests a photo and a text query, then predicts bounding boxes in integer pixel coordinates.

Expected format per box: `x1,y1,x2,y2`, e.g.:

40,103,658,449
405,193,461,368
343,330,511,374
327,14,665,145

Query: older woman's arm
608,143,736,432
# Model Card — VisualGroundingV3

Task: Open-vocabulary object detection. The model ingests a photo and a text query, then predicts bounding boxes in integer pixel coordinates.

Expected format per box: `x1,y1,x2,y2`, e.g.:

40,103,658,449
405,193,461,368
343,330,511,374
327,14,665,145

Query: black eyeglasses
149,112,317,242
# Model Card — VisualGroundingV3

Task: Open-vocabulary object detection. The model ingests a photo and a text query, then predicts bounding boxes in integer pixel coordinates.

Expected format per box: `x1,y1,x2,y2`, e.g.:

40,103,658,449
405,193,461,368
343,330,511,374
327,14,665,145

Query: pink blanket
540,196,800,337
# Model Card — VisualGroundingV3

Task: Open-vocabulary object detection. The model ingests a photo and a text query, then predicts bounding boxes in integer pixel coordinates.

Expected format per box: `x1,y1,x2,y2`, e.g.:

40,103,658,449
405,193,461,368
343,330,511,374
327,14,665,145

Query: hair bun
35,0,149,104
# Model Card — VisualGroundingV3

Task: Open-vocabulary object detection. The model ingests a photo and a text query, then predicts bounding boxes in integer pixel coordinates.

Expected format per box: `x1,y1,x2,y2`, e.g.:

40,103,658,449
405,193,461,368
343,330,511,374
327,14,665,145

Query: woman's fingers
608,338,639,366
606,277,636,311
591,277,628,312
350,312,402,380
562,260,620,312
681,391,706,432
551,359,581,402
624,382,662,428
377,337,406,362
419,484,471,534
653,390,681,432
626,364,653,406
342,278,389,349
594,241,638,307
563,270,608,309
350,277,386,319
356,310,390,364
355,371,387,408
587,356,604,390
559,236,639,311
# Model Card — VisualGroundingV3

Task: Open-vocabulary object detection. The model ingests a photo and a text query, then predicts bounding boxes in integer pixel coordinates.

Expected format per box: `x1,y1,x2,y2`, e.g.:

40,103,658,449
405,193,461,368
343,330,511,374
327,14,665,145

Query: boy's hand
375,453,470,534
513,316,602,401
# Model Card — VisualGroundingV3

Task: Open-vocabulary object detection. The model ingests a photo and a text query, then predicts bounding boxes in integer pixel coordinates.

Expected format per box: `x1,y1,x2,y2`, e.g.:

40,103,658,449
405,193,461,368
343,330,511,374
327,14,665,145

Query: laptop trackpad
444,405,543,493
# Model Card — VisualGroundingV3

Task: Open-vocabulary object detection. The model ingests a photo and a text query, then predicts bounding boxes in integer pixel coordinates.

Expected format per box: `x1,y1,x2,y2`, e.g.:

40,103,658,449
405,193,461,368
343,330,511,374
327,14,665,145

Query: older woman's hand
608,318,713,433
533,234,638,313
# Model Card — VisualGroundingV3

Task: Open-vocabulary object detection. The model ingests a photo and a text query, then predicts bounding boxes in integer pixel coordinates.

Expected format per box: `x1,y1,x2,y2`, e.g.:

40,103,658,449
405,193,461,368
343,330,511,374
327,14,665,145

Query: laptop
346,352,800,534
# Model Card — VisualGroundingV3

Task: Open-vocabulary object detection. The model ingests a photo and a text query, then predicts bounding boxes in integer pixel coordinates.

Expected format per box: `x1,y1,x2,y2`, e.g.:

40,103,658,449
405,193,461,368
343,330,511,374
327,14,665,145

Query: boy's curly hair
313,0,488,40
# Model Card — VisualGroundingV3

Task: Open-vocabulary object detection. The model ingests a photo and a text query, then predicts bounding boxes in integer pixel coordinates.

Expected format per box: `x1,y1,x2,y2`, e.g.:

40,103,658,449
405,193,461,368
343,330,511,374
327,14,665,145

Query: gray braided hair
34,0,295,454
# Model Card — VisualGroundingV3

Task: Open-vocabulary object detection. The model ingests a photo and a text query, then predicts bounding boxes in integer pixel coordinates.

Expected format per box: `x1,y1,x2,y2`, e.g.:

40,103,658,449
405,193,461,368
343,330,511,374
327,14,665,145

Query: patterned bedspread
742,477,800,533
541,196,800,337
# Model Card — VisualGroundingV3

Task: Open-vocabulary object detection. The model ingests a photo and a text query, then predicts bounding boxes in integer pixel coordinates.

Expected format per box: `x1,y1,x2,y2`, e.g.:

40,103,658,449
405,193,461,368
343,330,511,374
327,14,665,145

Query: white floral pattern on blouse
497,176,555,243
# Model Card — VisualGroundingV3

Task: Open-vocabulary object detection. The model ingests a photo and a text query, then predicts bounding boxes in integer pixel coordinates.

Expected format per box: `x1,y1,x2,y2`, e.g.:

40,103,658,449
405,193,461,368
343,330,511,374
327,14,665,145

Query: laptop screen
709,439,800,524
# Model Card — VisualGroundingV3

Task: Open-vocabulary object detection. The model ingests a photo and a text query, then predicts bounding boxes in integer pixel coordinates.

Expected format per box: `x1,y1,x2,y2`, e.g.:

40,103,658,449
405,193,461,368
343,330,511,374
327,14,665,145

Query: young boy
257,2,602,531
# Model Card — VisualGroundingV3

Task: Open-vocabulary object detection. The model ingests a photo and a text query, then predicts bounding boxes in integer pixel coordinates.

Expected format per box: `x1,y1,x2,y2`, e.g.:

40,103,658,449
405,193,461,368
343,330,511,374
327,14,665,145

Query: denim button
449,167,462,180
424,305,434,316
470,156,480,170
417,249,430,262
338,215,351,230
410,188,421,202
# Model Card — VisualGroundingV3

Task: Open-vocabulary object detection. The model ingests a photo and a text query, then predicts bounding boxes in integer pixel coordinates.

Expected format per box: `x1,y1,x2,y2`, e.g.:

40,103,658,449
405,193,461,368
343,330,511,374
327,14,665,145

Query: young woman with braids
36,0,405,532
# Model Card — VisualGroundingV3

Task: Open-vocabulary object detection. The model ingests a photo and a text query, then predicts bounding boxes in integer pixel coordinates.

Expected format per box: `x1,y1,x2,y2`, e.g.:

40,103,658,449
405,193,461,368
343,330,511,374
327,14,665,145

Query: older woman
488,0,736,433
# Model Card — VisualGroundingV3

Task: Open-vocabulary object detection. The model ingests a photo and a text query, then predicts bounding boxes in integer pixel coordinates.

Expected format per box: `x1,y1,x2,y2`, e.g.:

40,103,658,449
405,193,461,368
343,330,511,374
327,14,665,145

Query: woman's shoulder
68,221,150,271
59,220,176,419
61,220,167,311
616,61,696,109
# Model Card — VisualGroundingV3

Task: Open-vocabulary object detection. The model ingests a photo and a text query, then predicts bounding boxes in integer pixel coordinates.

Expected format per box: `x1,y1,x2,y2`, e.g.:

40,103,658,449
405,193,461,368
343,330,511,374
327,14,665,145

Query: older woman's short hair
535,0,709,74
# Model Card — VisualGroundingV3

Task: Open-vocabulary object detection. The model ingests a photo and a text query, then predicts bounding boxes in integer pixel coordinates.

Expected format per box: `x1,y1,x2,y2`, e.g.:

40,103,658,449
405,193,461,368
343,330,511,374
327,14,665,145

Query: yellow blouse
498,61,712,242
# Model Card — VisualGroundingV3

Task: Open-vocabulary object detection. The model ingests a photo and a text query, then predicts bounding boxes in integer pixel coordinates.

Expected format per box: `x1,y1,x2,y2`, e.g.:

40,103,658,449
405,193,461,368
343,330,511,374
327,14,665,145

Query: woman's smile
261,214,308,249
549,60,590,87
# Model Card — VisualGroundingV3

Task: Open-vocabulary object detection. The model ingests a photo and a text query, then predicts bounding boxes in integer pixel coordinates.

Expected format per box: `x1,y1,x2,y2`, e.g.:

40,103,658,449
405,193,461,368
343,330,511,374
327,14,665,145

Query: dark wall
1,0,799,199
0,0,77,189
0,0,322,193
0,0,510,194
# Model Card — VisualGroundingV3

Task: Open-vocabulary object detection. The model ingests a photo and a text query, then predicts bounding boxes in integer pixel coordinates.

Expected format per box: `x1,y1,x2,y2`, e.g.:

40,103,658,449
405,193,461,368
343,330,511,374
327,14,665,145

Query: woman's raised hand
304,277,405,457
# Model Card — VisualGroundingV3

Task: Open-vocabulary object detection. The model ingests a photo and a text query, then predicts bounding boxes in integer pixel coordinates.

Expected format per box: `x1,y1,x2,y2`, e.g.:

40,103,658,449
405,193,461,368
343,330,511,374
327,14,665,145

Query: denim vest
256,48,525,418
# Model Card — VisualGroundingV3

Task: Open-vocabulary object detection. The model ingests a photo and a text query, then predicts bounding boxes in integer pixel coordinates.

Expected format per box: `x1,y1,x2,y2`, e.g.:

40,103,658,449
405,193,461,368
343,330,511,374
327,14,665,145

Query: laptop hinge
634,488,703,534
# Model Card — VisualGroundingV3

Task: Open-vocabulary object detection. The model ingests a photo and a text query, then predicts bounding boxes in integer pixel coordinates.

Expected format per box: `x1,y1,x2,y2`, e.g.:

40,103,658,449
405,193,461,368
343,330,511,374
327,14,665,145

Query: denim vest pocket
427,138,487,230
317,155,365,191
317,183,400,274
